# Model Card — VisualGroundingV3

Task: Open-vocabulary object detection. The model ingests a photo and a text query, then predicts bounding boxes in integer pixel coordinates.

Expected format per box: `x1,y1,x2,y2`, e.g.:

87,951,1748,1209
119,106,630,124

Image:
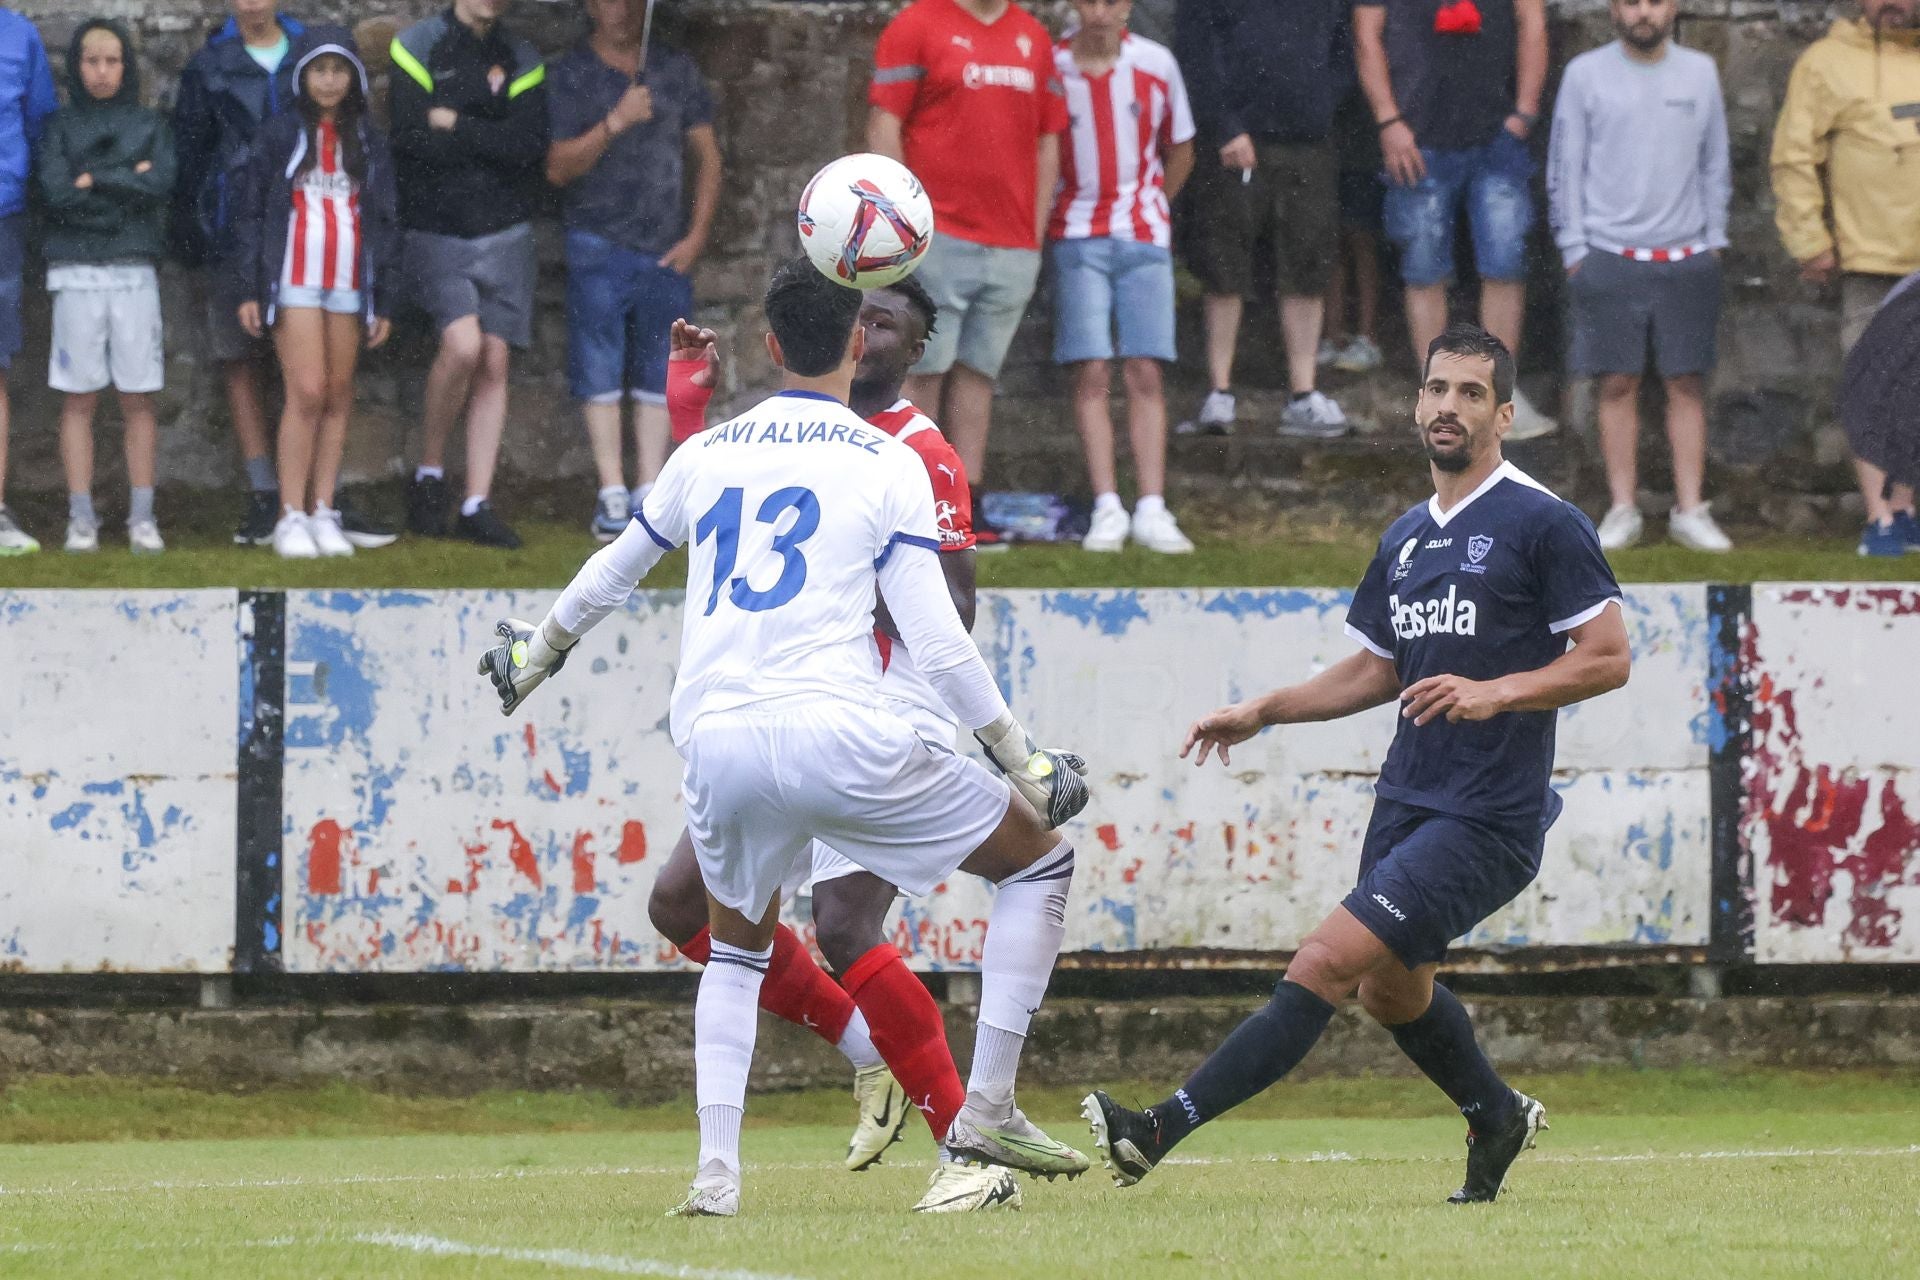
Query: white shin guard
694,939,773,1174
970,841,1075,1098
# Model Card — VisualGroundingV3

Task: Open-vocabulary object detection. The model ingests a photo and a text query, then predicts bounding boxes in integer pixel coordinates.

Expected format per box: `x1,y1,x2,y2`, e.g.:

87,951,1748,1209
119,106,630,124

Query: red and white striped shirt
1048,33,1194,249
281,120,362,294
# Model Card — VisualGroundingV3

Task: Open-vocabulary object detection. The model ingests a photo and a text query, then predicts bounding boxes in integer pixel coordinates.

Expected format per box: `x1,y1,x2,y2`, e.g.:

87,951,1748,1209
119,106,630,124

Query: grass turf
0,521,1914,591
1,1071,1913,1278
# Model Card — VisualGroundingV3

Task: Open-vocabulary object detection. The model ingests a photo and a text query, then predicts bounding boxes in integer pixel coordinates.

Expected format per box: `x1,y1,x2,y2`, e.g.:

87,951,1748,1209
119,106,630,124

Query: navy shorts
0,212,24,369
1341,798,1543,968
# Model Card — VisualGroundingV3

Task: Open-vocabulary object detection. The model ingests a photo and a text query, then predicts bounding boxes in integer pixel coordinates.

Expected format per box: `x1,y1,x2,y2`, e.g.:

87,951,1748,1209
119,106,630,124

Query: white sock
599,483,629,505
460,494,486,517
631,482,655,510
694,939,773,1176
1135,494,1166,516
414,465,443,482
837,1009,884,1070
970,841,1075,1100
1093,491,1123,514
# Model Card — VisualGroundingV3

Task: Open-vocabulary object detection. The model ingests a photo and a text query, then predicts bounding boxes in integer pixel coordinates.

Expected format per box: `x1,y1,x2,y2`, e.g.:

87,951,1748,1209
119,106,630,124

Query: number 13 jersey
635,389,945,747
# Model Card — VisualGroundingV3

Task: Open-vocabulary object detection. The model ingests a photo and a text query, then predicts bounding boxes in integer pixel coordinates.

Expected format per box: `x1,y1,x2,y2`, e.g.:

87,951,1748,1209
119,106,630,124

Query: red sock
679,925,856,1047
843,944,965,1139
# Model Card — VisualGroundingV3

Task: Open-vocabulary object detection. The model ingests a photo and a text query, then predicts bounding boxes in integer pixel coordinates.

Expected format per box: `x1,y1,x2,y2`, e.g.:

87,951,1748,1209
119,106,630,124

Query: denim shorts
564,228,693,403
1049,237,1176,364
1382,132,1536,287
278,283,363,316
912,235,1041,379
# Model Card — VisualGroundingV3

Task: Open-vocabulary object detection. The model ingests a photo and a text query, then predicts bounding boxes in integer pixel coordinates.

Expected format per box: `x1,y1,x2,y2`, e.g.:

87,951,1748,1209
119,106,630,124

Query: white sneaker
1278,389,1349,439
910,1161,1022,1213
272,510,320,559
1596,504,1644,551
0,507,38,555
127,519,165,556
1176,389,1236,436
65,517,99,553
1082,503,1130,553
1131,504,1194,554
1316,338,1341,367
1669,503,1733,553
666,1158,740,1218
846,1064,909,1172
307,506,355,557
1334,335,1384,373
1507,387,1560,441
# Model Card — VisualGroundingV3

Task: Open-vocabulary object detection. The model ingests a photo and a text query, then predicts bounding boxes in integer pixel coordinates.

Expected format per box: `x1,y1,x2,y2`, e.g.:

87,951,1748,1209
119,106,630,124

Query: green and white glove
975,711,1090,829
477,617,573,716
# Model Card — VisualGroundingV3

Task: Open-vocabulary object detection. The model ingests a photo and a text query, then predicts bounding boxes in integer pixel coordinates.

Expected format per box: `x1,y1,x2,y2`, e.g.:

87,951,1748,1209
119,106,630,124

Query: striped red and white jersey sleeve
281,121,364,295
1048,33,1195,249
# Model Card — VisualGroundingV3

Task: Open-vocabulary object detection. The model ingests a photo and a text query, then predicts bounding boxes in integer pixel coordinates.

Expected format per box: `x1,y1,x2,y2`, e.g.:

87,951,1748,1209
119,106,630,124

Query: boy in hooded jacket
38,20,177,554
231,26,398,559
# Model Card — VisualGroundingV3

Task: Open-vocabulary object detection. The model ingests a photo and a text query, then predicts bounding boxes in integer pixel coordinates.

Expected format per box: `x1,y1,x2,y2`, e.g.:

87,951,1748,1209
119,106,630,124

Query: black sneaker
454,500,522,549
1448,1090,1548,1204
234,490,279,545
337,498,398,549
406,475,449,537
1081,1090,1169,1188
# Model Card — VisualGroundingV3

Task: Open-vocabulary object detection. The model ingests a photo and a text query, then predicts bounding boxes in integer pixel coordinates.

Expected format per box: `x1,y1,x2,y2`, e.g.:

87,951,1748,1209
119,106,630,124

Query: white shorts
683,694,1009,919
800,699,963,895
49,272,164,394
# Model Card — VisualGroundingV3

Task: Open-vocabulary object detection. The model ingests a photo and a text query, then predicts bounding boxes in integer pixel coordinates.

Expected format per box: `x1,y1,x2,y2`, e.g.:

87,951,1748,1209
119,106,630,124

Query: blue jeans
1049,237,1177,364
564,229,693,402
1382,133,1535,287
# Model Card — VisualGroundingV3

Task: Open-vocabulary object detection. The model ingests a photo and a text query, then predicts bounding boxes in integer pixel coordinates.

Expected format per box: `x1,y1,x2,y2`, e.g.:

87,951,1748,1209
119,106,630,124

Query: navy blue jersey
1345,462,1622,834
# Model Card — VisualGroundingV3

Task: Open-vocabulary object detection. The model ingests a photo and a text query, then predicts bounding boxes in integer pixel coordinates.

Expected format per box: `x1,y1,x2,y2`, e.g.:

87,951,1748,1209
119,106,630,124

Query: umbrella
1840,271,1920,488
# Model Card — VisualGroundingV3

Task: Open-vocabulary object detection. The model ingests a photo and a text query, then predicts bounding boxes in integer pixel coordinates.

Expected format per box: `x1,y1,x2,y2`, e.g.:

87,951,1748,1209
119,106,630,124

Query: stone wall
0,1,1874,507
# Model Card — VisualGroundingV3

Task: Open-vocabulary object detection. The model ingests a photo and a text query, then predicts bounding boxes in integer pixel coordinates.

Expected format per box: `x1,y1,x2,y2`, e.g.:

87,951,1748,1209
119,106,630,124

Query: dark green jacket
37,20,176,265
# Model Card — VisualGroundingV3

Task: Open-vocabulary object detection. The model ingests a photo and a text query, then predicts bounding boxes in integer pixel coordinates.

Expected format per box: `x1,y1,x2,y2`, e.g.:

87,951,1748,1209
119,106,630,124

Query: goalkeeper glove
478,617,573,715
975,711,1090,830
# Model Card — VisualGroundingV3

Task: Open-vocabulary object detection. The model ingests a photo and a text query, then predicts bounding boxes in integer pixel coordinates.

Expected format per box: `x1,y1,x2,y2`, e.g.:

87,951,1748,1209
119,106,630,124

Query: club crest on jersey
1392,536,1417,581
1462,534,1494,574
487,64,506,95
1016,33,1032,58
1388,585,1478,639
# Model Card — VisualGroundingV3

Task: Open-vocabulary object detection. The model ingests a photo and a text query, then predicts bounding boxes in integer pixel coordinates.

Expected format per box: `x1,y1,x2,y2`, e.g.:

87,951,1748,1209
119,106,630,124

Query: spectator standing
868,0,1066,538
1549,0,1732,553
1354,0,1559,438
390,0,548,549
172,0,307,546
1175,0,1348,439
1772,0,1920,556
232,28,398,559
1321,81,1387,376
1050,0,1196,553
0,6,57,555
547,0,722,542
38,20,175,556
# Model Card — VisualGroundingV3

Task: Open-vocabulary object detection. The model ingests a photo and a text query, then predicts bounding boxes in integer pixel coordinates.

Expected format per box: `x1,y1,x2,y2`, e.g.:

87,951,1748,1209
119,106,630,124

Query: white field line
355,1232,810,1280
3,1144,1915,1200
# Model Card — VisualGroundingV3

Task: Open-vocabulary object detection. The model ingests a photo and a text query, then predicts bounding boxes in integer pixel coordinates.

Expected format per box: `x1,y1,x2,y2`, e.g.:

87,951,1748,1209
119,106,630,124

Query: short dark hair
1424,322,1514,405
764,257,863,377
883,275,939,342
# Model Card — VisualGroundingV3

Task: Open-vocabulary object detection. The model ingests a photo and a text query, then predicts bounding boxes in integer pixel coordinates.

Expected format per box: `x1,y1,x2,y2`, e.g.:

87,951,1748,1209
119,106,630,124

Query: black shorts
1341,798,1543,968
1566,251,1721,378
1187,139,1337,299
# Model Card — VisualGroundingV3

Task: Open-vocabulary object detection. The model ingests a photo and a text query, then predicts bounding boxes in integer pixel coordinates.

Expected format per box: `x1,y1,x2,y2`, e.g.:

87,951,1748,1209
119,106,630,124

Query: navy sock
1387,984,1515,1129
1150,980,1335,1150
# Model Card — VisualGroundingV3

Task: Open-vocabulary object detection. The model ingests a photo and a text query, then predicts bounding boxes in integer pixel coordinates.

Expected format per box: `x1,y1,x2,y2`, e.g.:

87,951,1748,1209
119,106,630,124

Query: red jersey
281,121,362,293
1049,33,1194,249
869,0,1069,250
867,399,975,551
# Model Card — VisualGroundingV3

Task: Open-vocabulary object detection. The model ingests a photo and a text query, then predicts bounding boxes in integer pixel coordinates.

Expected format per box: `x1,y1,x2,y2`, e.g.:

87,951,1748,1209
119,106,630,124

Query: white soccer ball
797,153,935,290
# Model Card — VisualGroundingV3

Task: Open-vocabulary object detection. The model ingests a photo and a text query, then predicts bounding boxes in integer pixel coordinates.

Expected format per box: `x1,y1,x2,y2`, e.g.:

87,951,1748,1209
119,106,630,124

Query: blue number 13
694,486,821,615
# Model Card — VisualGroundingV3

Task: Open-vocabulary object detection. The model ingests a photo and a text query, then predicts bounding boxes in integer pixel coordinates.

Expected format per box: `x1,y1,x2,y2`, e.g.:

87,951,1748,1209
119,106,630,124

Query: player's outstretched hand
1399,674,1504,726
669,318,720,387
477,618,570,716
1181,700,1265,767
976,713,1091,829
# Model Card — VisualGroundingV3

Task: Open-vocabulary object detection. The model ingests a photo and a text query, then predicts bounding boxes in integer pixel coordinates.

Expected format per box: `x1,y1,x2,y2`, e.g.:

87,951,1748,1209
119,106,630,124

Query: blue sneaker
1859,518,1907,557
1891,510,1920,553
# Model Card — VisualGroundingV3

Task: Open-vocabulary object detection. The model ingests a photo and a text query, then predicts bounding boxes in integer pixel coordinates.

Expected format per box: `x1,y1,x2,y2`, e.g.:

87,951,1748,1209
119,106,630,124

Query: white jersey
636,390,944,746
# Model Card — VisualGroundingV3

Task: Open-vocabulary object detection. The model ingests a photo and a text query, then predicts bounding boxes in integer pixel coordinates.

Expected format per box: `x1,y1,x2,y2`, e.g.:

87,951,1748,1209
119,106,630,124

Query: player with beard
645,278,1067,1214
1083,323,1631,1204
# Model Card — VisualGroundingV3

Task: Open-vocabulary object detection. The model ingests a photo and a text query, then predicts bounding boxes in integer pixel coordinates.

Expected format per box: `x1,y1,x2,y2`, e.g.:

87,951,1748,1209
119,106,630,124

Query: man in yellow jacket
1772,0,1920,555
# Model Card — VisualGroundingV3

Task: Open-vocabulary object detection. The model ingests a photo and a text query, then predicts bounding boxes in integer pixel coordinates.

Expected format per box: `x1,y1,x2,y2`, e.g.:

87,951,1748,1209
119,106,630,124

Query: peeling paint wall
1745,587,1920,963
0,591,236,971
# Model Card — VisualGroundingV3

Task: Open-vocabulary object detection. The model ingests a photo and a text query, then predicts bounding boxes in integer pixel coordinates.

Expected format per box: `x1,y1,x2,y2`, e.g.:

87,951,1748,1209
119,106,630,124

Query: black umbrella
1840,271,1920,489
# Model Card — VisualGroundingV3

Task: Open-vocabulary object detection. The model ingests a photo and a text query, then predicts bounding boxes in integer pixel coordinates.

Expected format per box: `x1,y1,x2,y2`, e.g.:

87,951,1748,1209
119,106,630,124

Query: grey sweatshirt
1547,40,1731,267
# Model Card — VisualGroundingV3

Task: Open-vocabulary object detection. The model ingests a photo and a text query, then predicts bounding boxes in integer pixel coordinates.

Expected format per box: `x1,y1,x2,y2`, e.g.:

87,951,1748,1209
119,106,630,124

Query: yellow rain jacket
1772,18,1920,275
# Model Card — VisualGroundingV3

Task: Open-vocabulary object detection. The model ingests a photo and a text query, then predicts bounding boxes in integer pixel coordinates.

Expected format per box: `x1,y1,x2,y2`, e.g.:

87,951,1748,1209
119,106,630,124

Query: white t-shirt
636,389,947,745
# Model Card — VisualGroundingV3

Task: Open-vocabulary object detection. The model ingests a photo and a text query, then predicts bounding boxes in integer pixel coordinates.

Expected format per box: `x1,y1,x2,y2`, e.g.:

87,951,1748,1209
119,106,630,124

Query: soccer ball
797,153,935,290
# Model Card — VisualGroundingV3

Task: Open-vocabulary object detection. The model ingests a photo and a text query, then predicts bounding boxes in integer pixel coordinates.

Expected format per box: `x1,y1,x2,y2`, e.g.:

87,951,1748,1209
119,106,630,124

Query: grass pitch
2,1070,1913,1279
